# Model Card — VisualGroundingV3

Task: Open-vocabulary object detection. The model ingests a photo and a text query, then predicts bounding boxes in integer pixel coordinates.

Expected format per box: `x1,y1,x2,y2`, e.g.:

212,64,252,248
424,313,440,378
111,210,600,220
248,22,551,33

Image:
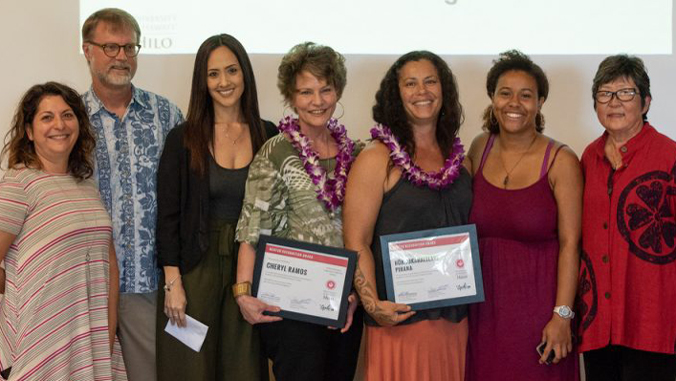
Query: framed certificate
379,224,484,311
252,235,357,327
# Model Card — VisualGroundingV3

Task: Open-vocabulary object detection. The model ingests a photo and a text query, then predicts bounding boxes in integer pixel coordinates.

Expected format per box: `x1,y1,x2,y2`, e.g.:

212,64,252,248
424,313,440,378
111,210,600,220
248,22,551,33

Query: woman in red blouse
578,54,676,381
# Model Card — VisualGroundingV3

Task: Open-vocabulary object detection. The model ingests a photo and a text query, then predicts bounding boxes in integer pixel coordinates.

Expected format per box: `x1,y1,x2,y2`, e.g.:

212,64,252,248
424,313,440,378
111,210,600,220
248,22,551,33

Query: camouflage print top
236,134,363,248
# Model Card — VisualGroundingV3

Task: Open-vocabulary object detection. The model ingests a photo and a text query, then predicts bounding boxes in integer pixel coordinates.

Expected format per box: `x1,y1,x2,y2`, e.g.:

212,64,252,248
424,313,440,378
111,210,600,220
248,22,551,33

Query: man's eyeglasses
87,42,141,58
595,88,638,104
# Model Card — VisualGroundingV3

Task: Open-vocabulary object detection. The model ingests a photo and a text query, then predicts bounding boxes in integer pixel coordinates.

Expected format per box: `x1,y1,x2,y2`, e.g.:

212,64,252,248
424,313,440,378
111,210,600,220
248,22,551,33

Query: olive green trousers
157,220,267,381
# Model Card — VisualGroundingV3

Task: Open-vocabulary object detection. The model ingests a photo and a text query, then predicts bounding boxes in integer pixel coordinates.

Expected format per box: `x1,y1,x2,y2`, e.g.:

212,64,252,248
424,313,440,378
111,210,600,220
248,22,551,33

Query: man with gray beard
81,8,183,381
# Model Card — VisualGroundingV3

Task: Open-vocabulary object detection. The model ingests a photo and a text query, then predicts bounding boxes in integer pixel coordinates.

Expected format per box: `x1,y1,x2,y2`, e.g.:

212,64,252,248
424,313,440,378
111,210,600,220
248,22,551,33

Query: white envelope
164,314,209,352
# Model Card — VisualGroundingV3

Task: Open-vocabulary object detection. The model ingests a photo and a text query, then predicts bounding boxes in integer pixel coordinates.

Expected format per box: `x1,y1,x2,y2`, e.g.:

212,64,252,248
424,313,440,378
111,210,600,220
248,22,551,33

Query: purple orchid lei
278,116,356,211
370,123,465,190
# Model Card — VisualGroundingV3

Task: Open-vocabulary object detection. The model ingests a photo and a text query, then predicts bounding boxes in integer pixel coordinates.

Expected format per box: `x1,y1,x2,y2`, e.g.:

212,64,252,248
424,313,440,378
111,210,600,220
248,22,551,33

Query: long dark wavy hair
184,34,268,175
373,51,463,159
2,82,95,181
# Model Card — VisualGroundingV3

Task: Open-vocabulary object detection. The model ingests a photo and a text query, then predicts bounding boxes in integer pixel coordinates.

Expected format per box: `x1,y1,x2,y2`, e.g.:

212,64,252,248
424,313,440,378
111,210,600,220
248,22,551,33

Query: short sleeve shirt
83,86,184,293
0,169,126,380
236,134,362,247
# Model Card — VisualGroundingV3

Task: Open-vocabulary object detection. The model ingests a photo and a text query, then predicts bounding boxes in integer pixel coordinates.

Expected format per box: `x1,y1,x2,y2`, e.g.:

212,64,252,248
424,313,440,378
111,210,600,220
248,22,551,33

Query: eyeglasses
595,88,638,104
87,41,141,58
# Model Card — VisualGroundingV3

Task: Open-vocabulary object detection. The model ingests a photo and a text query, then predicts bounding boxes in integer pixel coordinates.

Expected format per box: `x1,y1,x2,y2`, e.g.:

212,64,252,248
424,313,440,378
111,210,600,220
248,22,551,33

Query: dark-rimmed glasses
595,88,638,104
87,42,141,58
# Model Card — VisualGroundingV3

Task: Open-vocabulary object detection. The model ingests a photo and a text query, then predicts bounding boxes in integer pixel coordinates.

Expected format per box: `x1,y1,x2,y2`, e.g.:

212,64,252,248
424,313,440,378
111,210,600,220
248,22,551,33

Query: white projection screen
79,0,672,55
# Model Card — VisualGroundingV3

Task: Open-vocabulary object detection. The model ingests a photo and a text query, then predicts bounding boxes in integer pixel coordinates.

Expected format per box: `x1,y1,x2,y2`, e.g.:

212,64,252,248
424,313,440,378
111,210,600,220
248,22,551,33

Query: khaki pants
119,291,158,381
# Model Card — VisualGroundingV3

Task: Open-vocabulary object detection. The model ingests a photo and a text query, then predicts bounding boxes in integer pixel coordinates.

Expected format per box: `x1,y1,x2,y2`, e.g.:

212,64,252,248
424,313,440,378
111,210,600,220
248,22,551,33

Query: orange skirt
365,318,468,381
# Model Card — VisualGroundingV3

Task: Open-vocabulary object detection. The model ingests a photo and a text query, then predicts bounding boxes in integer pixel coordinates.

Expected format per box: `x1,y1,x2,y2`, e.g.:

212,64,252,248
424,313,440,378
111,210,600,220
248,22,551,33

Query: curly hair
184,34,269,175
372,51,463,159
482,50,549,134
592,54,651,122
2,82,96,180
277,42,347,106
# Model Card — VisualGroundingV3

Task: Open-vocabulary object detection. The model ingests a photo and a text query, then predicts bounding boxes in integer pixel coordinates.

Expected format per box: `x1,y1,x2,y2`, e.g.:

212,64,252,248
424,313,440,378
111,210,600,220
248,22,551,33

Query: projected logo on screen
138,14,176,52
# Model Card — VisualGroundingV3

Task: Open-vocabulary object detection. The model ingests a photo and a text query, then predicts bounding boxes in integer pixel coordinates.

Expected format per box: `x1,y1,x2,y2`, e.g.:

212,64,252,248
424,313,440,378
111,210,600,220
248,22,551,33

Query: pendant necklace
216,122,246,145
498,133,538,189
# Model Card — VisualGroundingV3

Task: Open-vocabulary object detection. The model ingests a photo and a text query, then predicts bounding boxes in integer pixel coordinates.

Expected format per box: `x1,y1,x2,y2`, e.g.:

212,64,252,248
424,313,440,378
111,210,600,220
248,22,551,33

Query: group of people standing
0,6,674,381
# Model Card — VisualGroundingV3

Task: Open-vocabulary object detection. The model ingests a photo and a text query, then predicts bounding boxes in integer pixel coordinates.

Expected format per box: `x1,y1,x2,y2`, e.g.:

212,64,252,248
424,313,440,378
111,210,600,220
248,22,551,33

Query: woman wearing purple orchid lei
343,50,471,381
233,42,363,381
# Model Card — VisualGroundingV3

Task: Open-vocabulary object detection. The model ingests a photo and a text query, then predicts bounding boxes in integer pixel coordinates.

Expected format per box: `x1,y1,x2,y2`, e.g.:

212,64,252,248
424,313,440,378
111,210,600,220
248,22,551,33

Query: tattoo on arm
354,261,383,316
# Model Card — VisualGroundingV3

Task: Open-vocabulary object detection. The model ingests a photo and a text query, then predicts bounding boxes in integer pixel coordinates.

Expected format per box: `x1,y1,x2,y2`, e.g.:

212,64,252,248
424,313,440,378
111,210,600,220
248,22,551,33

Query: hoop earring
334,101,345,119
283,106,296,119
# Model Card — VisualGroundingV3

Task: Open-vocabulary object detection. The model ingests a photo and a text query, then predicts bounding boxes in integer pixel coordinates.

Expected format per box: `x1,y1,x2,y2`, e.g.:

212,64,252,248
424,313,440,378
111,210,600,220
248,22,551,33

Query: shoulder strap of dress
539,140,555,178
478,134,497,171
540,140,566,178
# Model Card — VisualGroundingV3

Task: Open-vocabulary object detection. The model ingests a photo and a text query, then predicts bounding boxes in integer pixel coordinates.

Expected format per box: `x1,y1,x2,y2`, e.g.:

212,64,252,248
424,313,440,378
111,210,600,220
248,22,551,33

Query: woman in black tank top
343,50,471,381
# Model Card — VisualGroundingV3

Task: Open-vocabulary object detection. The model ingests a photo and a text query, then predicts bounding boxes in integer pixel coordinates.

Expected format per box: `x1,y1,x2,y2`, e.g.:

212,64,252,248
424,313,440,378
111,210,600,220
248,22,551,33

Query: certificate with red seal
252,235,357,327
379,225,485,311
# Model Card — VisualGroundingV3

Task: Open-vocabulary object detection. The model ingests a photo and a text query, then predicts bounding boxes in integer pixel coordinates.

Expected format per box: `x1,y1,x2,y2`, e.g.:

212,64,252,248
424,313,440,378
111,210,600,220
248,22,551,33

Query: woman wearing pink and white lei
234,42,363,381
343,51,470,381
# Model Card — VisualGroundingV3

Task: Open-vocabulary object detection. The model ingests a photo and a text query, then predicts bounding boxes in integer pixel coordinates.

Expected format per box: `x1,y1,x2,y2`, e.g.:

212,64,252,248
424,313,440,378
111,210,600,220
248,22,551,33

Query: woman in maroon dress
464,50,582,380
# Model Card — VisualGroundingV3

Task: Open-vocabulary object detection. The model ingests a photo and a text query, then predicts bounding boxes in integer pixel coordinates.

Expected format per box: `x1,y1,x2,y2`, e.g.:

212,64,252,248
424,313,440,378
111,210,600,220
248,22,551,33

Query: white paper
164,314,209,352
388,232,478,304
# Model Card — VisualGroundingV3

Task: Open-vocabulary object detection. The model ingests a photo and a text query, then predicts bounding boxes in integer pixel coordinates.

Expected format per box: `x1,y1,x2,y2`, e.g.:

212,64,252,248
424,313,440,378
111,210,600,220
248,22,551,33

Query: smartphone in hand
536,342,555,365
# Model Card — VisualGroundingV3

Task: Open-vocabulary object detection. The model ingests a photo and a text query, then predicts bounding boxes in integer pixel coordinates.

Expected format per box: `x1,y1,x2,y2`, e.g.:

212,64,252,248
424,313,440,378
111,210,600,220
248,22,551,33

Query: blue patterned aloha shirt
83,86,184,293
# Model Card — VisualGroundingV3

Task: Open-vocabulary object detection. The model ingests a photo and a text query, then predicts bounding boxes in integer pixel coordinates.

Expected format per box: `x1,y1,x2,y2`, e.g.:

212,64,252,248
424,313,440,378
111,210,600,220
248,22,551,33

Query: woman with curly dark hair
343,51,471,380
464,50,581,380
0,82,125,380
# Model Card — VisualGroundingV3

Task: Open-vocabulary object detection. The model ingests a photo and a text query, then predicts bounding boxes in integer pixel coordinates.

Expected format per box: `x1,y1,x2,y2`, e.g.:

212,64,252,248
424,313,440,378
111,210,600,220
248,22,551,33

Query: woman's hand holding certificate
370,299,416,327
235,295,282,325
329,292,360,332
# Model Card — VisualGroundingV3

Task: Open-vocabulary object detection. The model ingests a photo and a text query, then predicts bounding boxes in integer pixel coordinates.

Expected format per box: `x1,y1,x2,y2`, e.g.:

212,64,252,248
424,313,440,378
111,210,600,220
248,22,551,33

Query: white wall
1,0,675,162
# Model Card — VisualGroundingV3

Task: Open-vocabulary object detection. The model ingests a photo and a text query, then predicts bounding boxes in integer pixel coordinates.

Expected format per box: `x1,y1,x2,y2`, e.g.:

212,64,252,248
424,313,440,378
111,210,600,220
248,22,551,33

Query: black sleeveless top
208,155,249,221
367,166,473,326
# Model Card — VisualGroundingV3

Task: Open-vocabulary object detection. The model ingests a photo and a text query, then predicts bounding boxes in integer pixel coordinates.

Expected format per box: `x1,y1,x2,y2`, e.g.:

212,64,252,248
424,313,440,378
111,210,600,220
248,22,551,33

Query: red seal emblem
456,259,465,268
326,280,336,290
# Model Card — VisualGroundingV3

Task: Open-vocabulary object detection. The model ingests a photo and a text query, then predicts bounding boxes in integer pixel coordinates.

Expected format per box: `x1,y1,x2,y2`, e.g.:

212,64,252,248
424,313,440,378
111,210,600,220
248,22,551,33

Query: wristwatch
553,305,575,319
